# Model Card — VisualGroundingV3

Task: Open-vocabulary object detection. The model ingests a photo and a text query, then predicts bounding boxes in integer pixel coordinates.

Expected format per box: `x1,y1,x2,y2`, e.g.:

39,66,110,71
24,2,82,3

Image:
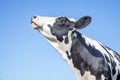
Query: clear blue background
0,0,120,80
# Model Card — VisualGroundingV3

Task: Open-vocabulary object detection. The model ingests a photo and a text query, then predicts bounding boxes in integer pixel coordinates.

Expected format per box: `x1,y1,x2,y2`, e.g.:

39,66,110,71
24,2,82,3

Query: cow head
31,16,91,43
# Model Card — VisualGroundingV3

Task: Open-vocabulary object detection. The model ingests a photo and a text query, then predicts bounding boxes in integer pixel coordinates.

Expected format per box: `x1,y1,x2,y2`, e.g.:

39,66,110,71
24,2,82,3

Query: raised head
31,16,91,43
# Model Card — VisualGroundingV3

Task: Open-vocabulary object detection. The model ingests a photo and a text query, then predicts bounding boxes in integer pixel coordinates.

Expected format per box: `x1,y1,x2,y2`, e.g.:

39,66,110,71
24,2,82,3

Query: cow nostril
33,16,37,19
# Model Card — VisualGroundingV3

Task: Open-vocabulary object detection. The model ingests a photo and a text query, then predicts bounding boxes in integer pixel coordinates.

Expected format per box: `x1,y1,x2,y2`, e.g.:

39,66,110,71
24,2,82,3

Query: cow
31,15,120,80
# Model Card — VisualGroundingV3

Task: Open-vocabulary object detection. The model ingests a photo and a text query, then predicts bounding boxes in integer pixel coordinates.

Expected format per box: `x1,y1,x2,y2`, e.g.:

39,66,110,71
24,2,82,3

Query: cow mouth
31,21,41,29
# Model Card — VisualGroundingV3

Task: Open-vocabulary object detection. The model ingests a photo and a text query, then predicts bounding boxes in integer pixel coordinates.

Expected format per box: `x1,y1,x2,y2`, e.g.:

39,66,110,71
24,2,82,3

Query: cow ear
75,16,91,29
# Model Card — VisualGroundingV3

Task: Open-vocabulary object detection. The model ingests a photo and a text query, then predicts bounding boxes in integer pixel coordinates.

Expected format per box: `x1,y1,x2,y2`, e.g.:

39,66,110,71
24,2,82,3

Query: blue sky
0,0,120,80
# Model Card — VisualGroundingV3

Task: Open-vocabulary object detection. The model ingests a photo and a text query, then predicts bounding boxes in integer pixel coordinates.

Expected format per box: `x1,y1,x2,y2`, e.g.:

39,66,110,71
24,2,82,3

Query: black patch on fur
117,73,120,80
111,61,117,75
65,36,69,44
105,54,110,63
66,51,71,59
48,17,75,42
70,31,111,79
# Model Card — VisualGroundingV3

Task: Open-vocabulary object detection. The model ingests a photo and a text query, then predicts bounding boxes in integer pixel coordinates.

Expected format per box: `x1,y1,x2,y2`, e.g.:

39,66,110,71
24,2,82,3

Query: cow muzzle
31,16,41,29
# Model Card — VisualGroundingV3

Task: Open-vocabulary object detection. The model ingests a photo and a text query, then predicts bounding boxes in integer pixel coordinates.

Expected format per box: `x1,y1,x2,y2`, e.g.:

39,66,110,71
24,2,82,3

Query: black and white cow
31,15,120,80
